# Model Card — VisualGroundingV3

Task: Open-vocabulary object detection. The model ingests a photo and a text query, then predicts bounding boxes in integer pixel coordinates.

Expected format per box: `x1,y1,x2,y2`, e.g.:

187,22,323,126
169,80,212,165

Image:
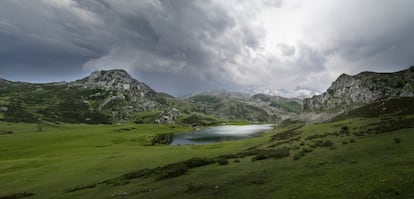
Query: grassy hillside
180,93,300,123
0,122,265,198
1,109,414,198
0,84,111,124
59,115,413,199
0,82,297,125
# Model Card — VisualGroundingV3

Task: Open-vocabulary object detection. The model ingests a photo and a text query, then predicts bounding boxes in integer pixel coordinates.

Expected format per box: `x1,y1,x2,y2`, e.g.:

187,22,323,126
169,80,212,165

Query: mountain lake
170,124,274,145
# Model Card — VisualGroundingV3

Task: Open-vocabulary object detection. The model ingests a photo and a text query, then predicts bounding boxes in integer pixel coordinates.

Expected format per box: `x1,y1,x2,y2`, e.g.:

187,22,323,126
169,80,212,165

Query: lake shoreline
170,124,274,145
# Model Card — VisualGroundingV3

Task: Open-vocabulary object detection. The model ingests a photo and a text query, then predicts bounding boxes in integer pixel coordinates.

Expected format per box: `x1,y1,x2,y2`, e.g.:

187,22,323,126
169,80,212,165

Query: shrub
186,183,208,194
312,140,334,148
251,148,290,162
217,158,229,165
293,151,305,160
0,192,34,199
342,141,348,145
0,130,13,135
392,80,404,88
327,89,335,95
340,126,350,135
155,157,212,180
151,133,173,145
302,148,313,153
184,157,211,168
349,138,356,143
305,133,329,140
394,137,401,144
67,184,96,192
271,126,302,141
218,153,244,159
157,163,188,180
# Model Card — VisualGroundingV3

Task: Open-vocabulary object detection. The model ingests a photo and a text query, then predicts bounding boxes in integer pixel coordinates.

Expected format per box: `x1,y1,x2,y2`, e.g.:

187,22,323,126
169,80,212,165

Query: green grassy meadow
1,114,414,198
0,122,265,198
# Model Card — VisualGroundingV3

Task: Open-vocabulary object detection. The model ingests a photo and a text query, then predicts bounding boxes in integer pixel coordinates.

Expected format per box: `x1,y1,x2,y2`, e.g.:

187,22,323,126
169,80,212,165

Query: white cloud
1,0,414,95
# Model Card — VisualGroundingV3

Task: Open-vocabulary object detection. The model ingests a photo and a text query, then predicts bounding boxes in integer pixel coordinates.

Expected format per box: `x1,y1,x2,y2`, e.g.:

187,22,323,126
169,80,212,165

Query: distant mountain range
238,87,321,99
0,70,301,125
1,66,413,125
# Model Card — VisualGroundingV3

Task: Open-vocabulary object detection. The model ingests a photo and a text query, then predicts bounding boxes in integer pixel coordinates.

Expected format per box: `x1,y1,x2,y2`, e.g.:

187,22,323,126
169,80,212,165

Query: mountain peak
74,69,137,86
303,66,414,114
88,69,133,82
71,69,159,97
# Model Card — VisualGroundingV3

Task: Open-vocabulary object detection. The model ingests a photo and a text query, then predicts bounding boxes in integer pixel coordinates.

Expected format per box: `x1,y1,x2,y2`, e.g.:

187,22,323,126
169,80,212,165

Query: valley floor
0,115,414,198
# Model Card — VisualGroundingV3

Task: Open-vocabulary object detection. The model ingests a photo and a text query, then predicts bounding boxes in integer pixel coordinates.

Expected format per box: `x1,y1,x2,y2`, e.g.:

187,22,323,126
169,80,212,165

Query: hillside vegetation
0,70,300,125
1,97,413,198
1,67,414,198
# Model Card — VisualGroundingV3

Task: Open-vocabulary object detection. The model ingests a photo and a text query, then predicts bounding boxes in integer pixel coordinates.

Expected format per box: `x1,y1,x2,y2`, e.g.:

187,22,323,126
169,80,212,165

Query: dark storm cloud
0,0,113,80
0,0,414,95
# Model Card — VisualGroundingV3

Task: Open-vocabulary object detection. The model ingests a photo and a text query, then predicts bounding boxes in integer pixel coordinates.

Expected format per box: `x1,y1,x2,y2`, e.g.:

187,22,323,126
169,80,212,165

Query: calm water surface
170,124,274,145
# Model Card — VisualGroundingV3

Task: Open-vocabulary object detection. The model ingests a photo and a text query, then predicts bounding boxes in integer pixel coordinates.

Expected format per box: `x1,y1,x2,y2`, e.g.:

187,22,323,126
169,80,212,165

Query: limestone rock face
71,70,164,121
73,69,156,99
0,78,11,88
155,108,181,124
0,69,180,124
303,66,414,113
0,106,8,112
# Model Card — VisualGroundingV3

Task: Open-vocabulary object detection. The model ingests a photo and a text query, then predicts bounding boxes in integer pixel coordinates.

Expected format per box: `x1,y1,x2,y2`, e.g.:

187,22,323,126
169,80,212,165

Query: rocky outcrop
73,70,159,105
0,106,8,112
73,70,155,96
155,108,181,124
71,70,167,122
0,78,11,88
0,69,176,124
151,133,174,145
303,66,414,113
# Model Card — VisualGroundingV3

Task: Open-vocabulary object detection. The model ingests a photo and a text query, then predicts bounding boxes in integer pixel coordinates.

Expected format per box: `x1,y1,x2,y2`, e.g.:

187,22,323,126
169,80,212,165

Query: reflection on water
170,124,274,145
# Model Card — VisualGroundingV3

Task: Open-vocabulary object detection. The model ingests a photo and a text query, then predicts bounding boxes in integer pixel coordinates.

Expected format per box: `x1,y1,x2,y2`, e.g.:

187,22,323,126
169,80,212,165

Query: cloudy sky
1,0,413,95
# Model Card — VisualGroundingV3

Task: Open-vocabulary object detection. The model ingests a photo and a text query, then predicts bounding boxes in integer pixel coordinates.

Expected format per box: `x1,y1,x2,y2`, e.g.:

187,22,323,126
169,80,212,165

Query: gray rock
0,106,8,112
303,66,414,117
70,69,167,123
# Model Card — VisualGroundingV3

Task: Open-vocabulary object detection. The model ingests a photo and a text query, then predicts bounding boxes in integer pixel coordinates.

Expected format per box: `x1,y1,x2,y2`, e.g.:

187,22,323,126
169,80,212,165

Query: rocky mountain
0,70,301,125
303,66,414,116
0,70,173,124
8,66,411,125
70,70,167,119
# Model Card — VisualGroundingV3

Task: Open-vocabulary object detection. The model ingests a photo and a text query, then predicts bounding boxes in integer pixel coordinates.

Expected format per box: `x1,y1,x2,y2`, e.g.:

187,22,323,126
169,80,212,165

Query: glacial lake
170,124,274,145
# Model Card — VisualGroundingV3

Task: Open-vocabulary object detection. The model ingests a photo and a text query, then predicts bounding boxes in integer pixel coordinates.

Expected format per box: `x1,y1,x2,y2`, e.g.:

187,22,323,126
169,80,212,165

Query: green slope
1,97,414,198
1,116,413,198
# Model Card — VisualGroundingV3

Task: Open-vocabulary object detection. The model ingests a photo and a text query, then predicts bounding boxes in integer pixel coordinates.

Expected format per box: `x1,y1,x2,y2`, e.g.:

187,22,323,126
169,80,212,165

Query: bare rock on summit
73,69,157,98
71,70,164,121
303,66,414,114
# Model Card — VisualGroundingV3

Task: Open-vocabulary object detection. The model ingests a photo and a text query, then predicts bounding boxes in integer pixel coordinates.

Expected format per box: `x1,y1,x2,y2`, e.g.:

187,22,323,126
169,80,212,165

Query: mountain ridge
0,69,300,124
301,66,414,122
2,66,413,124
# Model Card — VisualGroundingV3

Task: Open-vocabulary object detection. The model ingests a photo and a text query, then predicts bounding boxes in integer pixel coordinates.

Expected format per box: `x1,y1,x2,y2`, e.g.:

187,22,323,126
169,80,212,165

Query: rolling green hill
0,96,413,198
